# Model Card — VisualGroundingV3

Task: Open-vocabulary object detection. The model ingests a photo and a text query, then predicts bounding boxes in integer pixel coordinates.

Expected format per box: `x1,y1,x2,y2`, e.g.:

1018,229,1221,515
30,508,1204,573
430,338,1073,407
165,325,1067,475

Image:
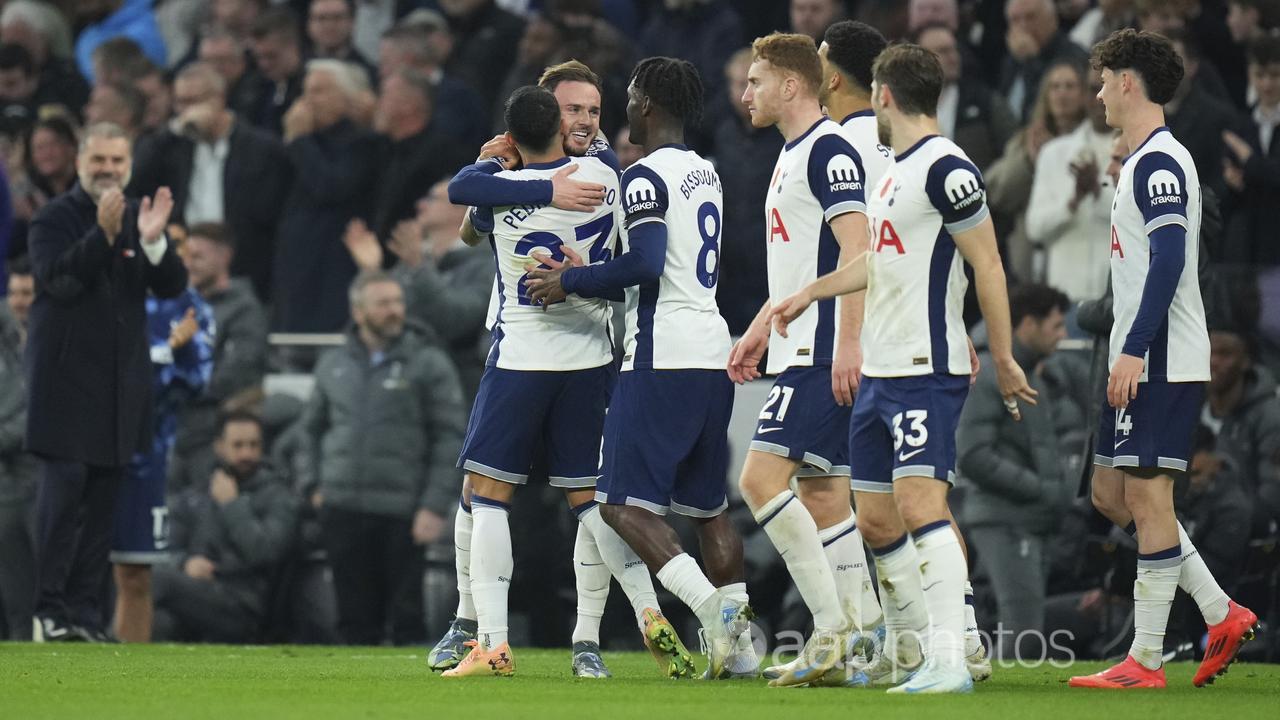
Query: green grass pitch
2,644,1279,719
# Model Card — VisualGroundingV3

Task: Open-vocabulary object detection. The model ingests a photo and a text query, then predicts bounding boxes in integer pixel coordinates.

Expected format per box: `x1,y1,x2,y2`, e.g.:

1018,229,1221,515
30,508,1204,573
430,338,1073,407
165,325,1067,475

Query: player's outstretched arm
768,251,870,339
952,217,1037,419
828,211,870,405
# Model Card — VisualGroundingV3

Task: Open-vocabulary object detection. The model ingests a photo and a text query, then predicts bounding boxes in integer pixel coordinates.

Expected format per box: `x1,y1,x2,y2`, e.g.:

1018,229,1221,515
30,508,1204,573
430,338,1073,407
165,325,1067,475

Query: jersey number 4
514,215,615,305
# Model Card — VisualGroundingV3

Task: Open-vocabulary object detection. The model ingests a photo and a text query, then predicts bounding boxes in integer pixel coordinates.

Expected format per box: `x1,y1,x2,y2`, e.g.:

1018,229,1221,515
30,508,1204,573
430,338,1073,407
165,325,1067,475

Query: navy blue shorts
597,369,733,517
848,373,969,493
749,365,851,478
112,451,169,564
1095,380,1204,473
459,363,614,487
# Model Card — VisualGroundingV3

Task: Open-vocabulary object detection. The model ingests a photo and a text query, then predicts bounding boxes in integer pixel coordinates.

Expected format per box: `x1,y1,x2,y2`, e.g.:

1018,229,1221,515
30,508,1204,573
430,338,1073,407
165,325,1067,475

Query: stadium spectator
612,124,643,170
1164,30,1249,195
639,0,743,142
20,116,77,215
0,43,38,126
1204,327,1280,536
0,256,35,640
789,0,845,42
197,29,264,121
1069,0,1136,53
273,59,379,332
907,0,958,32
369,68,469,242
74,0,167,84
350,0,406,61
153,410,300,643
1133,0,1189,35
132,63,172,134
1025,71,1115,300
438,0,526,113
1224,1,1280,109
170,222,269,495
958,283,1075,661
987,59,1088,282
710,47,779,335
211,0,266,42
84,82,147,139
302,270,465,645
493,13,566,131
1222,35,1280,265
0,1,88,115
129,62,289,303
307,0,377,84
247,6,305,136
25,122,185,642
378,21,487,148
89,36,152,87
1000,0,1089,122
915,22,1019,171
344,179,491,400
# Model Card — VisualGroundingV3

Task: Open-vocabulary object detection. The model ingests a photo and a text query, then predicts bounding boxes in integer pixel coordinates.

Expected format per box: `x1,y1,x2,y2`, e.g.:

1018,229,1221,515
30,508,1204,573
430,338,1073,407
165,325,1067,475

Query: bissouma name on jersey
679,168,721,199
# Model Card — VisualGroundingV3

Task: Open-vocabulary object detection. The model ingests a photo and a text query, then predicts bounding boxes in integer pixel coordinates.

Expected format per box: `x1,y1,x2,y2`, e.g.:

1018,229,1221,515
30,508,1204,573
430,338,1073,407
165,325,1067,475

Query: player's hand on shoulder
1107,353,1144,409
550,164,606,212
478,134,520,166
994,355,1037,421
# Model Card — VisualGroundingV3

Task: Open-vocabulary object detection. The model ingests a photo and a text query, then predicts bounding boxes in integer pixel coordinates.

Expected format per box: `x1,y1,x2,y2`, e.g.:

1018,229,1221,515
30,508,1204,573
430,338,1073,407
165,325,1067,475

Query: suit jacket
371,126,470,241
951,77,1019,173
24,184,187,467
130,121,289,302
1220,108,1280,265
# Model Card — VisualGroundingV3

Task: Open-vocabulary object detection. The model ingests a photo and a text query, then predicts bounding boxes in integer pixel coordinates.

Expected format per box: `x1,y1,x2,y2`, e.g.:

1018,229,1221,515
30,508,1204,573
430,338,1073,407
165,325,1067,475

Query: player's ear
641,95,652,117
502,131,515,145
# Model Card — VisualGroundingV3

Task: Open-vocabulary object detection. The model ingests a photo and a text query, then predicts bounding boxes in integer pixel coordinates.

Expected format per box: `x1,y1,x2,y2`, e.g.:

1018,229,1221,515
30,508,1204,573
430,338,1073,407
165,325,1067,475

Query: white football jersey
473,155,617,371
764,117,868,374
1108,127,1209,382
863,135,987,378
617,145,731,371
836,110,893,199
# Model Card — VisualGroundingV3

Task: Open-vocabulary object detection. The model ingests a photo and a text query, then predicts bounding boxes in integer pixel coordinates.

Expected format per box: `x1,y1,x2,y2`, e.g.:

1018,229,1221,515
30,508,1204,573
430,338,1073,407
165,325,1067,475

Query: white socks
454,500,475,621
720,581,759,673
571,515,609,645
817,513,879,631
656,553,722,630
755,490,845,632
1130,543,1182,670
1124,520,1231,627
1176,522,1230,625
913,521,967,670
871,533,930,659
964,580,981,656
470,496,513,649
578,504,660,629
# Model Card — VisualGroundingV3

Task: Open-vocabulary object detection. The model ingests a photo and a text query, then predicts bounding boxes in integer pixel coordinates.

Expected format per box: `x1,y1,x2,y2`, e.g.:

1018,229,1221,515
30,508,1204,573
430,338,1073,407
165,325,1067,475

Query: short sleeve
588,138,622,177
1131,151,1189,234
470,205,495,234
924,153,989,234
620,163,669,230
806,132,867,220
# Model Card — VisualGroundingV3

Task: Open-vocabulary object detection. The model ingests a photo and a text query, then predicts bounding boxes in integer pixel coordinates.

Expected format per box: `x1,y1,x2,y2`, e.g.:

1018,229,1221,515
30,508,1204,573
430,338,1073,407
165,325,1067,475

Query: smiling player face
553,80,601,156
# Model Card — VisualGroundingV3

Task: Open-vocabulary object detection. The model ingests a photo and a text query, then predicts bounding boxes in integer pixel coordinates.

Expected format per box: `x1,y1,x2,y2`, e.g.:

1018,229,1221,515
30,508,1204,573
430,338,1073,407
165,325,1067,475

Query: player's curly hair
629,56,704,124
1090,29,1184,105
823,20,887,93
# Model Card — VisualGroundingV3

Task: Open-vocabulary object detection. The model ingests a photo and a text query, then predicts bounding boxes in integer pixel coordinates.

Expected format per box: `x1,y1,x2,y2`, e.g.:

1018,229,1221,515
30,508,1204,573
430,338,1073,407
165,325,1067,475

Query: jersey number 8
696,202,721,289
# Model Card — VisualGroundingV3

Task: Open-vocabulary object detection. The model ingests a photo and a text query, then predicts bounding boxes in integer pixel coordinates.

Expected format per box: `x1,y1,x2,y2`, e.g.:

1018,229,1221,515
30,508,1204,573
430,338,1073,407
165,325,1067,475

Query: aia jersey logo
1146,168,1182,206
625,177,658,214
1110,226,1124,259
769,207,790,243
873,218,904,254
944,168,983,210
826,154,861,192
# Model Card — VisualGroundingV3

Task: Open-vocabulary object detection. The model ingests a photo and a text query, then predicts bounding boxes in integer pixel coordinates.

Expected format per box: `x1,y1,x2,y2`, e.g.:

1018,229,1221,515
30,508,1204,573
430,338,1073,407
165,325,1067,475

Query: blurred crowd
0,0,1276,661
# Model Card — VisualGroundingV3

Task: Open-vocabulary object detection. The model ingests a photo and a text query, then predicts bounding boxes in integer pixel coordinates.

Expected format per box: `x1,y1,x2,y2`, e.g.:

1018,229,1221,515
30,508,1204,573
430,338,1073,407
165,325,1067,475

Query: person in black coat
273,59,379,333
130,62,290,303
25,122,186,641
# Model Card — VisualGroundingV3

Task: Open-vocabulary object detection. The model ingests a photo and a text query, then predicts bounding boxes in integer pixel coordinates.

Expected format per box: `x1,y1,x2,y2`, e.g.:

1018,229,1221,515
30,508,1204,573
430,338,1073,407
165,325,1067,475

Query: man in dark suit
130,62,289,303
1000,0,1088,123
370,68,469,243
247,6,306,136
25,122,186,641
1223,34,1280,265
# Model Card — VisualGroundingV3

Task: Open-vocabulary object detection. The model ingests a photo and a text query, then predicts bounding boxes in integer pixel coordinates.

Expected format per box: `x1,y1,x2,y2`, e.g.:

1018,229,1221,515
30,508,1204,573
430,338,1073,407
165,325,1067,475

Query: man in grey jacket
303,270,465,645
0,257,36,639
153,410,300,642
957,283,1075,660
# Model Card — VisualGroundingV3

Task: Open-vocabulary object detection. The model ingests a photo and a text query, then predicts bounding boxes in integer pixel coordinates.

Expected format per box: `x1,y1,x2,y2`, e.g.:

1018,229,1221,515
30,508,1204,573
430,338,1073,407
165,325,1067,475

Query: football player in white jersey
1069,29,1258,691
527,57,758,680
755,20,889,687
726,32,869,687
431,63,689,680
771,44,1035,694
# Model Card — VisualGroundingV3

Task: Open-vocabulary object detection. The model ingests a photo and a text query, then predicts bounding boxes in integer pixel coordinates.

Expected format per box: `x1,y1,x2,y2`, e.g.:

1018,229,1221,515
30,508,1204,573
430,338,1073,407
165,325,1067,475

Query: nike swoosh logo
898,448,926,462
756,425,784,434
894,601,914,612
922,581,941,592
1114,438,1130,448
578,562,604,567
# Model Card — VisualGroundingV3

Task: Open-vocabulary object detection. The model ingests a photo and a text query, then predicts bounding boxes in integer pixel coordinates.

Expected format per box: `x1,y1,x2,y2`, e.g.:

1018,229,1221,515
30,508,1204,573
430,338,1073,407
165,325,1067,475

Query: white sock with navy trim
817,513,873,631
454,499,475,621
755,490,845,632
1130,543,1182,670
913,520,967,670
571,503,609,645
656,553,721,630
470,496,513,649
579,503,659,630
871,533,930,660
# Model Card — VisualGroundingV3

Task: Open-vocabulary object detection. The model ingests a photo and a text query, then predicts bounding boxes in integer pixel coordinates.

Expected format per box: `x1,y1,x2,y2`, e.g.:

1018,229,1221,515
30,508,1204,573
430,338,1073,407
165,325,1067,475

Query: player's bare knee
468,473,515,503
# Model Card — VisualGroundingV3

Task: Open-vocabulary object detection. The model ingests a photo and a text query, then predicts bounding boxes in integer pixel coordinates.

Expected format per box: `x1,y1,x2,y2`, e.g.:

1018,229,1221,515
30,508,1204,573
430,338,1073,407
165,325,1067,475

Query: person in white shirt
1026,69,1116,300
